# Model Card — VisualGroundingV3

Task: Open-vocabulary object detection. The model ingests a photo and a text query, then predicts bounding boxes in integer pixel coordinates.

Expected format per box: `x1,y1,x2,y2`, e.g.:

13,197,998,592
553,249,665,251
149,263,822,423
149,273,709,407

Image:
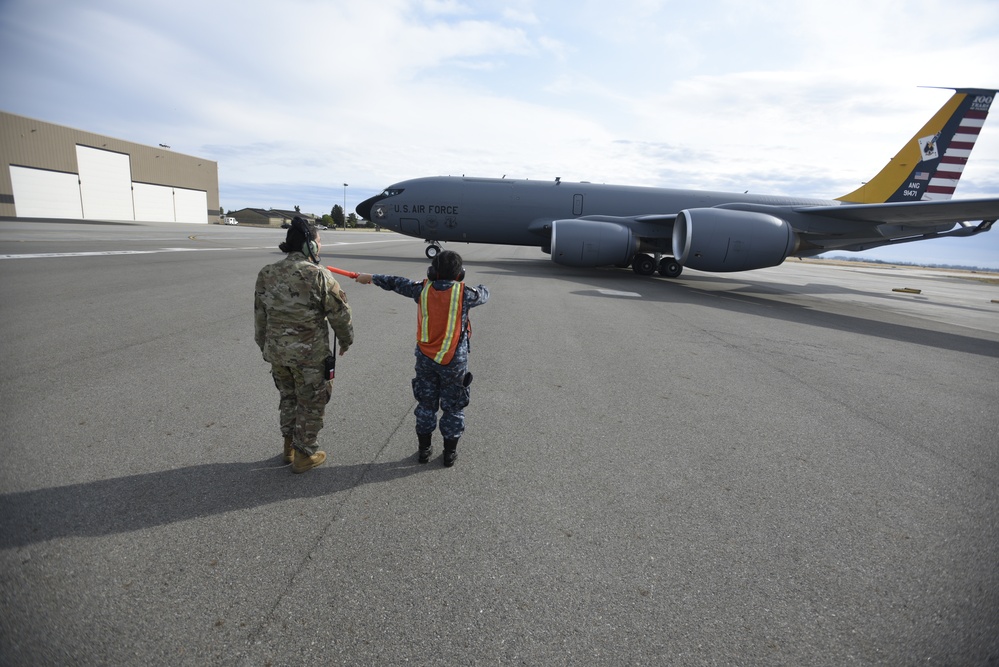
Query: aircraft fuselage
356,176,834,249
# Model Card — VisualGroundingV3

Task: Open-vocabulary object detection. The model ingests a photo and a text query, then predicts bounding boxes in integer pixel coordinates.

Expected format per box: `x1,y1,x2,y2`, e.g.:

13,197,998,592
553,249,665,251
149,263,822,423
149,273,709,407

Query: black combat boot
442,438,459,467
417,432,433,464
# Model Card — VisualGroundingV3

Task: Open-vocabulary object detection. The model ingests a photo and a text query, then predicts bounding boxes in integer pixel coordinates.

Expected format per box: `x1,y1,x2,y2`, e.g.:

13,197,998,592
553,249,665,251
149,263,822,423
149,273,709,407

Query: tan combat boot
283,435,294,464
291,448,326,474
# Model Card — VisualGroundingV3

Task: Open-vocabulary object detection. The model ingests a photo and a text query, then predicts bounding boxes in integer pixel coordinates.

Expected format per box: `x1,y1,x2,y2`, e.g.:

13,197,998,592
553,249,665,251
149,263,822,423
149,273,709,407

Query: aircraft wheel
658,258,682,278
632,254,656,276
425,244,441,259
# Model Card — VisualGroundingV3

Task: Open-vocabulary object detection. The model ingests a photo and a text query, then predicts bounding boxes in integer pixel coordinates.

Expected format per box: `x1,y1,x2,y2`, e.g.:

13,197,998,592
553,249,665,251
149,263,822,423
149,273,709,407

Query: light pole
342,183,348,230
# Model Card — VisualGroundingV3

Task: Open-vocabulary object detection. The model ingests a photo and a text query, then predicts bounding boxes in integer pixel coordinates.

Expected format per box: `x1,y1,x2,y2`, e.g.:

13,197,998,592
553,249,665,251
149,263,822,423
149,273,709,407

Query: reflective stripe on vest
418,280,465,364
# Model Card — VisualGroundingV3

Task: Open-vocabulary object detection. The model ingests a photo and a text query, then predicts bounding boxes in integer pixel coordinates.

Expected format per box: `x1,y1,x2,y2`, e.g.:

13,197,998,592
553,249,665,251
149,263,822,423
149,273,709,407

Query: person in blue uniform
355,251,489,466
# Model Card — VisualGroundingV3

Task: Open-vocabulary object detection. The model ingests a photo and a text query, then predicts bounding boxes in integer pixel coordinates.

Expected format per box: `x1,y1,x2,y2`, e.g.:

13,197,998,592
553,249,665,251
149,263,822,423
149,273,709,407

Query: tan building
0,111,219,223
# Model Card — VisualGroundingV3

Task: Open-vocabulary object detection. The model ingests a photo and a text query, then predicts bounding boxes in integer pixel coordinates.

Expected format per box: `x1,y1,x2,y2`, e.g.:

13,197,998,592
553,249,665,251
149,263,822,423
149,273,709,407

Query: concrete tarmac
1,221,997,665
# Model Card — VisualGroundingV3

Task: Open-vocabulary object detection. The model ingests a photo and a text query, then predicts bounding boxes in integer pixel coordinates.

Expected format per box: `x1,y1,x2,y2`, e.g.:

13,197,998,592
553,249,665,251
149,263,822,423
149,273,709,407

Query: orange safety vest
417,280,466,364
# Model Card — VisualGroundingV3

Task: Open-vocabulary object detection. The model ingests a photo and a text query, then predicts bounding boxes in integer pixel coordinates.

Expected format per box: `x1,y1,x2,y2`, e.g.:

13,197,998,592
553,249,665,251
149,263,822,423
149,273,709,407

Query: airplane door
401,218,420,235
573,194,584,216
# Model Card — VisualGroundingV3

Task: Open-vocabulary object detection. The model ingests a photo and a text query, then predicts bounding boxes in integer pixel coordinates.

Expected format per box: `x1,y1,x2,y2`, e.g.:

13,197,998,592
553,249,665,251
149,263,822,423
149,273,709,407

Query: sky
1,0,998,269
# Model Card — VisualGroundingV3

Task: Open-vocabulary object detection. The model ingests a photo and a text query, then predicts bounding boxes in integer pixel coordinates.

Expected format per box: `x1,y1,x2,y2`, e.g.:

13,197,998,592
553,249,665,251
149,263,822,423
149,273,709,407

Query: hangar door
76,145,134,221
133,183,175,222
127,183,209,223
9,166,83,218
173,187,208,223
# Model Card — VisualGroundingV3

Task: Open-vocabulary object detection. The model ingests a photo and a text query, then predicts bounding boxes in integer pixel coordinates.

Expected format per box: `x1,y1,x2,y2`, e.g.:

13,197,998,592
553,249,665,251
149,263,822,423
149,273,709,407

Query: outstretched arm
355,274,424,300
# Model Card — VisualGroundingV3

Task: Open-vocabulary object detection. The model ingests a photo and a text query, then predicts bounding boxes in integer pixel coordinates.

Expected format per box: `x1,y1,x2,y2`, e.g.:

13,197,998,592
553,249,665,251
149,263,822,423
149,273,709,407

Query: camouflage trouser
412,354,471,439
271,363,331,455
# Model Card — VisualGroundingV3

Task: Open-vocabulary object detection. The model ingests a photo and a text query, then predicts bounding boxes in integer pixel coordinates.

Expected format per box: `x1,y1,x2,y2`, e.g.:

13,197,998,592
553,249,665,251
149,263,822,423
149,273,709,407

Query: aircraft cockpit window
382,188,404,197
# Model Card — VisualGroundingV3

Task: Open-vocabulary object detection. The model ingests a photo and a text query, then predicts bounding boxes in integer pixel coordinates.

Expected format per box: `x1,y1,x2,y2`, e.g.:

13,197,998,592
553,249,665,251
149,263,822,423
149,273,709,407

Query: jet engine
550,219,639,267
672,208,797,272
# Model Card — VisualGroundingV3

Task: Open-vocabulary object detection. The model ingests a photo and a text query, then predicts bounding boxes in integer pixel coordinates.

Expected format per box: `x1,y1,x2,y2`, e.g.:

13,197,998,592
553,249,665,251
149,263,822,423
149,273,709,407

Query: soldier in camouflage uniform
355,250,488,467
254,217,354,473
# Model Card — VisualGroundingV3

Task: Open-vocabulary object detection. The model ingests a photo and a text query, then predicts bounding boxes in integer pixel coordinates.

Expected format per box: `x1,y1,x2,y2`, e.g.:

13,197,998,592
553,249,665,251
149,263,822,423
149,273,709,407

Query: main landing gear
425,243,441,259
631,253,683,278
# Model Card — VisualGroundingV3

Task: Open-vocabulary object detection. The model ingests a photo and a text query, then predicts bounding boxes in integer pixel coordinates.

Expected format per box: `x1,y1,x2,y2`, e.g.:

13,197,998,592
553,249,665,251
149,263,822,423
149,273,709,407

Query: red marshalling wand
326,265,359,279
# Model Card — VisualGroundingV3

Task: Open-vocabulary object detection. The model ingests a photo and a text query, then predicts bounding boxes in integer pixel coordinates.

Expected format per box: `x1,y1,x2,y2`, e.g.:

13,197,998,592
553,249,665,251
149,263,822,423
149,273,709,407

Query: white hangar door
76,146,134,221
9,166,83,218
132,183,176,222
173,187,208,223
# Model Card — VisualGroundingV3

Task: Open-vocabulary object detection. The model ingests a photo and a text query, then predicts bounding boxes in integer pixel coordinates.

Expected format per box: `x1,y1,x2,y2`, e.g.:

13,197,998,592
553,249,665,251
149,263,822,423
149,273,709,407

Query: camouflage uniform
371,274,489,438
255,253,353,455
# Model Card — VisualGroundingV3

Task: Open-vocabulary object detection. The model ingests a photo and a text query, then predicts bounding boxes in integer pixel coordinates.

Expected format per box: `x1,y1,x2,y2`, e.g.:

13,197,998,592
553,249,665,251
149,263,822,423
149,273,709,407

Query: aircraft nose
355,195,378,221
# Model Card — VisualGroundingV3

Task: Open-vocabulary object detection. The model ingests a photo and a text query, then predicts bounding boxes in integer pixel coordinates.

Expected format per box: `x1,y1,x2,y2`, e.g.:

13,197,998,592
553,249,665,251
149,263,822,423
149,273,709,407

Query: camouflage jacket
254,252,354,366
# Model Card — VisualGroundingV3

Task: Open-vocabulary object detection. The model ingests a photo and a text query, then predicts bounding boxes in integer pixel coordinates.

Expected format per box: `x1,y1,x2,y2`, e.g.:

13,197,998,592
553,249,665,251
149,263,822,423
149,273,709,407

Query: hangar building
0,111,219,223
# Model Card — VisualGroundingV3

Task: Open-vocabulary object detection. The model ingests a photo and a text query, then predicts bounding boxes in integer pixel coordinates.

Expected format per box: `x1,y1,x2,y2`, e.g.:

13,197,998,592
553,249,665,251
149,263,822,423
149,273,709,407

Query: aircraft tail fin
837,88,996,204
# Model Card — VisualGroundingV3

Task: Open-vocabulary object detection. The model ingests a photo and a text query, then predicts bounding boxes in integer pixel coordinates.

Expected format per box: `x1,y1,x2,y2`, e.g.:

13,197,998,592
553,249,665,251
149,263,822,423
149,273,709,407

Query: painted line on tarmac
595,289,642,298
0,248,211,259
322,239,407,246
0,239,400,260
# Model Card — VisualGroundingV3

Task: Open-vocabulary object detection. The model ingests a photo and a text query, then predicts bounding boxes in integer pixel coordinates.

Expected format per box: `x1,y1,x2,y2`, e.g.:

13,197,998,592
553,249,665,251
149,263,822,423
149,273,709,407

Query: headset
292,216,320,264
427,251,465,282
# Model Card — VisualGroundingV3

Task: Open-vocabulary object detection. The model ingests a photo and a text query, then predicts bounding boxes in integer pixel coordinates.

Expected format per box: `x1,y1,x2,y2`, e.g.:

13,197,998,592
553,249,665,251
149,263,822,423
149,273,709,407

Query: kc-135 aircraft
356,88,998,277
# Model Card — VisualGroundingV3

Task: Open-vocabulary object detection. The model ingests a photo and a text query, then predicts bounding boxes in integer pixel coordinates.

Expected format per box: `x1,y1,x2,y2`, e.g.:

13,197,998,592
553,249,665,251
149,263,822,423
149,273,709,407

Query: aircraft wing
564,198,999,263
575,213,677,228
795,197,999,225
531,213,675,229
570,199,999,231
532,213,678,240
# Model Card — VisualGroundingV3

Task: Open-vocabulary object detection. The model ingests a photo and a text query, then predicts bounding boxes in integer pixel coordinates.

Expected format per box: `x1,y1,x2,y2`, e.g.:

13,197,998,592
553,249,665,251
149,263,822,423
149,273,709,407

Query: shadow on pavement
0,455,425,549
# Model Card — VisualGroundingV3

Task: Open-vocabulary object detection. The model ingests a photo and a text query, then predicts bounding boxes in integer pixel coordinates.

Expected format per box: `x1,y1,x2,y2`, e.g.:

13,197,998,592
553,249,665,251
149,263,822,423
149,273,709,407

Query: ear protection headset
292,216,320,264
427,252,465,282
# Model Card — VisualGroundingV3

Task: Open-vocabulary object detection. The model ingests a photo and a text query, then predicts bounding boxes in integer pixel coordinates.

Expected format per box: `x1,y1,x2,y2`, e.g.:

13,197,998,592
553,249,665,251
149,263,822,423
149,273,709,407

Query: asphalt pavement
1,221,997,666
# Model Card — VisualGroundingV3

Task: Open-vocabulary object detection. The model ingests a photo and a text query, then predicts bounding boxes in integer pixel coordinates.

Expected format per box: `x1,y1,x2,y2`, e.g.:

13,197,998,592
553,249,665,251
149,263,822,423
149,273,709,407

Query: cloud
1,0,997,267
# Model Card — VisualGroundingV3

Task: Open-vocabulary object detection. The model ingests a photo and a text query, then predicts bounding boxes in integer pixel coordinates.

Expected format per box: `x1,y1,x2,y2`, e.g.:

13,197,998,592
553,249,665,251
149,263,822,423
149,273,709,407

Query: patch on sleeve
338,289,348,303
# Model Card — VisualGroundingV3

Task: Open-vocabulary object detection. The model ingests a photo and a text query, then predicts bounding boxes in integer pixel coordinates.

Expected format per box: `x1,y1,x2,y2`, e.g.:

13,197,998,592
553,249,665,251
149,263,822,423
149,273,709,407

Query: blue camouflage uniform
371,274,489,438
